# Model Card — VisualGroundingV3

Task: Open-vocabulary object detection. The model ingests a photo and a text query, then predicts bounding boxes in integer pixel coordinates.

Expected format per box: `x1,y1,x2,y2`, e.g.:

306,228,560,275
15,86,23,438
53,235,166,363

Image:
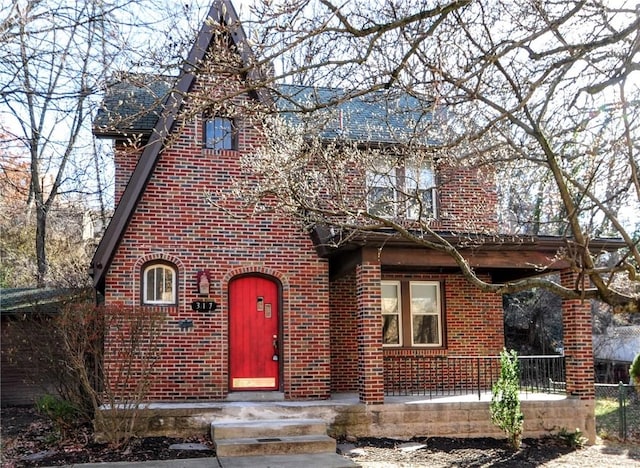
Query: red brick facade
103,77,331,400
330,270,504,399
96,4,597,405
435,161,498,233
102,61,506,402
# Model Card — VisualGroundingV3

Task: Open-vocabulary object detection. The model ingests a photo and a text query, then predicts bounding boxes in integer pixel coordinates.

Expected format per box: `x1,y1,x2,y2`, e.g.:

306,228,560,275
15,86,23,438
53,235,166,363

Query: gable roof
90,0,624,293
90,0,256,291
95,79,436,146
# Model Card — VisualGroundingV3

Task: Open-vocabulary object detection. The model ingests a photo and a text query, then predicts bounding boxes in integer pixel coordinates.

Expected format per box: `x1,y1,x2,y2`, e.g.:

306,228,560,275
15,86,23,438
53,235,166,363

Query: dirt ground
1,406,639,467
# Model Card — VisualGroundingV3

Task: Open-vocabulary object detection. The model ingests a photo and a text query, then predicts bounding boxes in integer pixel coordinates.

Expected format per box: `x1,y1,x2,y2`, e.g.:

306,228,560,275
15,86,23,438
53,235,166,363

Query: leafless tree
0,0,208,286
202,0,640,311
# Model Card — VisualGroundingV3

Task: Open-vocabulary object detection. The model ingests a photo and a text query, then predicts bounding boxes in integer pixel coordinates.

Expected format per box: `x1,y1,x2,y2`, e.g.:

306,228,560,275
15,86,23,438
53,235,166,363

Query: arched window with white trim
142,262,177,305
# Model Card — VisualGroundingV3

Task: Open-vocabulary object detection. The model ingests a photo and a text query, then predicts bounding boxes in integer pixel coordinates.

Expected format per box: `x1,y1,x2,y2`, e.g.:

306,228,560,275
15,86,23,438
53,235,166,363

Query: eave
0,287,89,317
310,227,626,281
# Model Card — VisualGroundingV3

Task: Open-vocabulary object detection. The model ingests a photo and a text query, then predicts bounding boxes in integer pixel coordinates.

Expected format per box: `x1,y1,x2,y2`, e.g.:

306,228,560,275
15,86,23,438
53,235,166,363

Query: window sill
383,347,447,354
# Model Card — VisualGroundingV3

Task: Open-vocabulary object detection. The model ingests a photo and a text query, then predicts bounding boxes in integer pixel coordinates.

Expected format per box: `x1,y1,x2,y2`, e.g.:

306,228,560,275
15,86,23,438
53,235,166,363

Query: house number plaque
191,301,217,311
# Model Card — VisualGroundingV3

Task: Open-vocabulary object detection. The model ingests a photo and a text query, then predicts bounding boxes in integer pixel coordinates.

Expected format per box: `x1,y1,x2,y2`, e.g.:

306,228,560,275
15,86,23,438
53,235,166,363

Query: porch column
356,258,384,404
560,270,596,443
560,270,595,398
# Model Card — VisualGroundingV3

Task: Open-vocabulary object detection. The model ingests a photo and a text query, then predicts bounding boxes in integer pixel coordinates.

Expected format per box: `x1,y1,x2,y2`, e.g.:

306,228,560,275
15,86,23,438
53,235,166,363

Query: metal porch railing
383,354,566,399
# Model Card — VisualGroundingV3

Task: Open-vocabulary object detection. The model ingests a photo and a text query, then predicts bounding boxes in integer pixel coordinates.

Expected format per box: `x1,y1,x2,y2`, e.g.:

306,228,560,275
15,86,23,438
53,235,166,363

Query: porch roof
309,227,625,281
0,287,88,317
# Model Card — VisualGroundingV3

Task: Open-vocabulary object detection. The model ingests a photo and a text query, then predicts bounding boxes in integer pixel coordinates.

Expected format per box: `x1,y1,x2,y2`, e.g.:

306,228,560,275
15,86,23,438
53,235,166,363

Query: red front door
229,275,279,391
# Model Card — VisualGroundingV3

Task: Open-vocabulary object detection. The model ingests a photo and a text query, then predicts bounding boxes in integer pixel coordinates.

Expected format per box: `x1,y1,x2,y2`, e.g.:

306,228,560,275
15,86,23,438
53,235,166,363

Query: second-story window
405,165,436,220
205,116,236,150
367,158,436,220
367,159,397,218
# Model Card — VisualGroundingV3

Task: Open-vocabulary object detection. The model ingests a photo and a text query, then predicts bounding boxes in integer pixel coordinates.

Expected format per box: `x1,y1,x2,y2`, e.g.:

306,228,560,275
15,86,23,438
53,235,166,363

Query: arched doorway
228,275,280,391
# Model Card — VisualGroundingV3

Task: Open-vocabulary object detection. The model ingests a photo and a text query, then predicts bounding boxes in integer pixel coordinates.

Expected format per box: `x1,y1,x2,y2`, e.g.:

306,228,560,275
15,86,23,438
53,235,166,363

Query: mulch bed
2,406,640,467
1,406,214,467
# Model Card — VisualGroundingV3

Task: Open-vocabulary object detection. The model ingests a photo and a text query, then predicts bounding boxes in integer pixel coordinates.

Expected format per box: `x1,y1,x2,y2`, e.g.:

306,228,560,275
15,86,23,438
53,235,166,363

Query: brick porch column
560,270,595,398
356,259,384,404
560,270,596,443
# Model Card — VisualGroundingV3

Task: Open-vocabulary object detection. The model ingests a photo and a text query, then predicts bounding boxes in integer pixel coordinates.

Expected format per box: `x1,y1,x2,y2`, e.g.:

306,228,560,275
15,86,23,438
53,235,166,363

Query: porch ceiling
315,228,624,281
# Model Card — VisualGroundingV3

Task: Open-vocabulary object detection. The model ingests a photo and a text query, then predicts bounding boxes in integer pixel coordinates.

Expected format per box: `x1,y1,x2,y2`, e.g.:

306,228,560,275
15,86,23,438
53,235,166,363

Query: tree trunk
36,202,47,287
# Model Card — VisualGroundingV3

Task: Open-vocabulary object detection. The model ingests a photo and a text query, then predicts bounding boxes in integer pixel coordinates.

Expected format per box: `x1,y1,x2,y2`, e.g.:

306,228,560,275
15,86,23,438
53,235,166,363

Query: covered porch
317,232,615,406
310,230,624,444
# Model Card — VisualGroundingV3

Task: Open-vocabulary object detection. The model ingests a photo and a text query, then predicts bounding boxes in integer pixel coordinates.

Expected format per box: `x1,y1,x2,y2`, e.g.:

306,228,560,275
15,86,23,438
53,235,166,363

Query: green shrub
36,394,79,437
490,349,524,450
558,427,587,448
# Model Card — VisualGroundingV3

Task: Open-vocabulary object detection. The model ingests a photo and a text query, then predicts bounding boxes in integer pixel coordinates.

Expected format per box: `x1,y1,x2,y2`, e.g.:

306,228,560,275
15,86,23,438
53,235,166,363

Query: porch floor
133,391,567,411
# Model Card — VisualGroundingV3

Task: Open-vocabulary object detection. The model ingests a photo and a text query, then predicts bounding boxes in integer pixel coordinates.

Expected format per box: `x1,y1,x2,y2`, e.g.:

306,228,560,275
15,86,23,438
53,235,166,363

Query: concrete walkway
46,453,358,467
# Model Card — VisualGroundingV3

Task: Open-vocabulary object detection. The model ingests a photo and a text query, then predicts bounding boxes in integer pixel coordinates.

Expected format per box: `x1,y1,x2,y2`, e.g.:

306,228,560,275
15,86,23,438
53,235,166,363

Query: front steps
212,418,358,467
212,418,335,456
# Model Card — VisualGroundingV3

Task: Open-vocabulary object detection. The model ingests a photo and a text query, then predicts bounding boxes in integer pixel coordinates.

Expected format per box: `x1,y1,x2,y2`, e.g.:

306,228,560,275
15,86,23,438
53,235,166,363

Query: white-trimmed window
381,281,402,346
405,165,436,220
381,280,443,347
367,160,397,218
205,116,236,150
410,281,442,346
367,158,436,219
143,263,177,305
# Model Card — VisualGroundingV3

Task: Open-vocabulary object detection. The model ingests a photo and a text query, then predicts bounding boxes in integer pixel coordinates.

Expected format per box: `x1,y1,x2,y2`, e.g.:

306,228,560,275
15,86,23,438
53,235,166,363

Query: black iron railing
383,354,565,399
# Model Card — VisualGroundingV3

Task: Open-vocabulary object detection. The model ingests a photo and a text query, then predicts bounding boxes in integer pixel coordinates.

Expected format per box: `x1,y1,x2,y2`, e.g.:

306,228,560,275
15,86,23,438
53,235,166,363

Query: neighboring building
0,288,76,406
593,326,640,383
91,0,622,440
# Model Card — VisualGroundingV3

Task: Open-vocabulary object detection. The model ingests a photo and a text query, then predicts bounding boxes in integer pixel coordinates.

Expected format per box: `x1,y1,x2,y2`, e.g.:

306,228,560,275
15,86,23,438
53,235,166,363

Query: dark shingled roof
93,79,436,144
275,84,435,144
93,74,174,138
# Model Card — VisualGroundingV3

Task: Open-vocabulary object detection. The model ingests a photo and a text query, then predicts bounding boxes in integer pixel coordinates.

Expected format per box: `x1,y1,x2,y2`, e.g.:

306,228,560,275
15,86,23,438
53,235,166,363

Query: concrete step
212,418,327,440
214,434,337,457
217,453,359,467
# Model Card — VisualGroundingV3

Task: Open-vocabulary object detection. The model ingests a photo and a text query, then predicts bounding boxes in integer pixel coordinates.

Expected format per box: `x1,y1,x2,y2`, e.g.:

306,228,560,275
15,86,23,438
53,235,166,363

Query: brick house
91,0,621,440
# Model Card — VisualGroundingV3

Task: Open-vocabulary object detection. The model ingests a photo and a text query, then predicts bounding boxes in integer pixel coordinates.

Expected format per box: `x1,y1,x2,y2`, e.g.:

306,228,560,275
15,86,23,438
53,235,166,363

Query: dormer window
205,116,236,150
367,158,436,220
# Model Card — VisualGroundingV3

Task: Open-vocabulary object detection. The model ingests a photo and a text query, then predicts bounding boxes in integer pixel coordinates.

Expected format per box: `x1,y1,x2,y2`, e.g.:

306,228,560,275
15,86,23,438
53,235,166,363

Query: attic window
205,116,236,150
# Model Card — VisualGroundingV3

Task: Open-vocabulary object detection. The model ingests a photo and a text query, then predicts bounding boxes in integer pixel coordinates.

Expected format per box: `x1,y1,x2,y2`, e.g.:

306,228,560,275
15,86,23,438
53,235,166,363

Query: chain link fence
595,383,638,441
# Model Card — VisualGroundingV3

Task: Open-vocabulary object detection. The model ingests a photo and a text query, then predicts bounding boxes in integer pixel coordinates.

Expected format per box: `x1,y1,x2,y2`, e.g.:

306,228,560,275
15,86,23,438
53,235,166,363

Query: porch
96,356,595,443
96,392,594,443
